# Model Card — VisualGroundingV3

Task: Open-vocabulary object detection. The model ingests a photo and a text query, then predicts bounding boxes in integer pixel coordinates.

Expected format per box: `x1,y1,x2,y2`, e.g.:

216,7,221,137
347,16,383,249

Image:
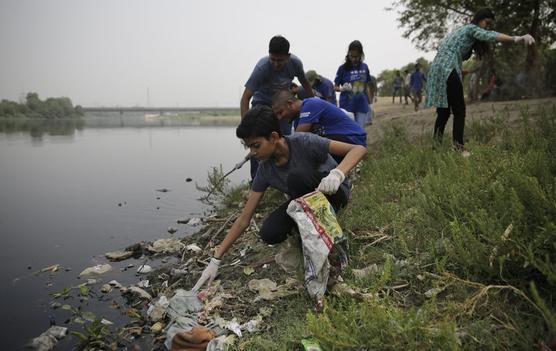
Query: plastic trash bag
286,191,344,300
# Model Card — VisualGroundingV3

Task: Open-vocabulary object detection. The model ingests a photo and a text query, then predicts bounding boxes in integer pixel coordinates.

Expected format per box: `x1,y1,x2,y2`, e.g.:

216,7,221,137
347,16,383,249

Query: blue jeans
355,112,368,128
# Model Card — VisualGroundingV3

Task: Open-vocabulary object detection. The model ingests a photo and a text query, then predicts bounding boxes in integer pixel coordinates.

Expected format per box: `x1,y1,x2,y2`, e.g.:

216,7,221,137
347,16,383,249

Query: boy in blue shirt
392,71,403,104
410,63,427,111
240,35,314,179
304,70,337,105
272,90,367,163
193,105,366,291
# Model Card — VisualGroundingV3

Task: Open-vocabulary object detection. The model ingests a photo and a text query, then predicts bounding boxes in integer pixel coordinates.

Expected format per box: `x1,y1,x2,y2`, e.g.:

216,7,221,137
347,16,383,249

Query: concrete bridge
81,107,238,114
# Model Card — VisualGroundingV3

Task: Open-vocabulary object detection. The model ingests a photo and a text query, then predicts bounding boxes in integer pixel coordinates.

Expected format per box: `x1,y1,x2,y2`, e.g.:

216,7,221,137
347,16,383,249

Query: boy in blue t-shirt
410,63,427,111
304,70,337,105
272,90,367,163
193,105,366,291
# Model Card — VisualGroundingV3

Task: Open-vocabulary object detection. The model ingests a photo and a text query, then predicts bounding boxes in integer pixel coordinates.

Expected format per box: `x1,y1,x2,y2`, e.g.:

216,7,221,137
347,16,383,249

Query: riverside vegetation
0,92,84,136
41,99,555,350
224,100,556,350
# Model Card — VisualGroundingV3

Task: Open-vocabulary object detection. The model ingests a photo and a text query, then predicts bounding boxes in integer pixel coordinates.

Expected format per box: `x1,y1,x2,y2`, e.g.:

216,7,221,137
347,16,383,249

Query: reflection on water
0,110,242,138
0,118,85,138
84,111,241,128
0,125,247,349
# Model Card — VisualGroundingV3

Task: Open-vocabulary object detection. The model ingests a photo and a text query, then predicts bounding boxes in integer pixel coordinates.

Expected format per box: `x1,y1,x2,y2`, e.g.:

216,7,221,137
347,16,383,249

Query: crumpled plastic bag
147,238,185,254
206,335,231,351
79,264,112,277
275,236,302,274
166,289,203,319
286,191,344,300
30,326,67,351
164,289,204,349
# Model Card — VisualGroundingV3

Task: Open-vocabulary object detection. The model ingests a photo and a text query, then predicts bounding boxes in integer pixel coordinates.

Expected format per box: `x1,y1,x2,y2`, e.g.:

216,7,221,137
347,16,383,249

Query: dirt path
367,96,556,146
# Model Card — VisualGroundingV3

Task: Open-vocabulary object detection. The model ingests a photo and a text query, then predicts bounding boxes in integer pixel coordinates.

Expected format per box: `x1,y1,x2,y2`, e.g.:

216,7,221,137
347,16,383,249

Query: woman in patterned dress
426,8,535,151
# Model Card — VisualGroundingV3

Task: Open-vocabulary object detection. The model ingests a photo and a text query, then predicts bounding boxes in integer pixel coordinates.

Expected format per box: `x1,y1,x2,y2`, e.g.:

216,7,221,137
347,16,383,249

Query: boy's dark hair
236,105,282,139
271,89,295,107
269,36,290,55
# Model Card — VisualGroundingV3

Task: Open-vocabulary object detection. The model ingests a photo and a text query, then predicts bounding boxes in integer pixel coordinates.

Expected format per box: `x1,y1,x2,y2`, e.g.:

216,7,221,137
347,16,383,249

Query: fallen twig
248,256,275,268
206,210,240,248
370,235,392,246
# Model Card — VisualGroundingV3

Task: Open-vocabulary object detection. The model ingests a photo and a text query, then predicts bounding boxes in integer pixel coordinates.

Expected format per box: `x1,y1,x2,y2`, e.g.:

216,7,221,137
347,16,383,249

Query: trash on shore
186,243,202,252
29,326,67,351
78,264,112,278
104,250,133,261
123,286,152,300
248,278,298,301
424,287,445,298
100,284,113,293
275,237,302,274
147,295,169,322
352,263,380,278
35,264,61,275
137,264,153,274
301,338,323,351
147,238,184,254
188,217,202,226
108,280,124,289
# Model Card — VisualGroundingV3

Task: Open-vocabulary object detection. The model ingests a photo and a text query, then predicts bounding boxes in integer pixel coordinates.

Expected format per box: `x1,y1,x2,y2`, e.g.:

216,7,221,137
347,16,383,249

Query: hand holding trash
340,83,352,92
317,169,345,194
192,257,220,291
513,34,535,45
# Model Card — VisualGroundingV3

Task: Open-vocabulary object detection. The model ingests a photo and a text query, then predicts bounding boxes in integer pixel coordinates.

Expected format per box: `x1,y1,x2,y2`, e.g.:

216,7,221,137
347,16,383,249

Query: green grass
230,103,556,350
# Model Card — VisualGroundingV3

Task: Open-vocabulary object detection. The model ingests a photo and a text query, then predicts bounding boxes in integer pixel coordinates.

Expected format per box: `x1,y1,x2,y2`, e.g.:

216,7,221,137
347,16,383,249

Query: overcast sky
0,0,434,108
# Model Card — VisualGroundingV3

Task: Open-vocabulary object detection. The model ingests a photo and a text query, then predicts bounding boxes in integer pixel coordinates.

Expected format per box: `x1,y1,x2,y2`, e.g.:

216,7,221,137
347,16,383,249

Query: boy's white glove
340,83,352,92
192,257,220,291
318,169,345,194
513,34,535,45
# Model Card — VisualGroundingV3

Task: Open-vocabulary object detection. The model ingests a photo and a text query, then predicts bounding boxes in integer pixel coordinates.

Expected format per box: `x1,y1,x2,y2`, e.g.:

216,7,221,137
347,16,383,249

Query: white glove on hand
340,83,352,92
513,34,535,45
192,257,220,291
317,169,345,194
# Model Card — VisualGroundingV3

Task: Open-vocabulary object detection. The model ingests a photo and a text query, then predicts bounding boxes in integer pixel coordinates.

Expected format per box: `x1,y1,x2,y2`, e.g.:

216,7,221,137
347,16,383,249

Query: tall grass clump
317,105,556,350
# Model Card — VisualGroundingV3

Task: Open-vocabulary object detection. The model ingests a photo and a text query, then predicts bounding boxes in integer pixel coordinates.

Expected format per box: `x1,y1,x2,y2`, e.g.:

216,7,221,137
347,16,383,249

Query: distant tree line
0,93,83,119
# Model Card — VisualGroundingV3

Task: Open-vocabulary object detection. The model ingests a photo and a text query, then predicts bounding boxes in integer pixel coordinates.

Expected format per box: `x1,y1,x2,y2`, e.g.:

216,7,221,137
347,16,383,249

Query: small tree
389,0,556,96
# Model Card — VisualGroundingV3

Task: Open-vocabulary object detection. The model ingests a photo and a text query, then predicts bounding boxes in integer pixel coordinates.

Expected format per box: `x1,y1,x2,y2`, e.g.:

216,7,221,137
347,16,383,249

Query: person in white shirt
403,69,413,105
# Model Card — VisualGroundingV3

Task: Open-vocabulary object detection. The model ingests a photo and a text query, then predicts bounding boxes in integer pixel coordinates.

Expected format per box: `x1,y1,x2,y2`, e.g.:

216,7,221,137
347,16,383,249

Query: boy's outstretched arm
329,141,367,175
193,190,264,291
299,77,315,98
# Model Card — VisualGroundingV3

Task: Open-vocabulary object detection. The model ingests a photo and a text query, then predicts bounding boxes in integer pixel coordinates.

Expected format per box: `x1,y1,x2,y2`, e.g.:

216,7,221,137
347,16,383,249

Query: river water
0,116,247,349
